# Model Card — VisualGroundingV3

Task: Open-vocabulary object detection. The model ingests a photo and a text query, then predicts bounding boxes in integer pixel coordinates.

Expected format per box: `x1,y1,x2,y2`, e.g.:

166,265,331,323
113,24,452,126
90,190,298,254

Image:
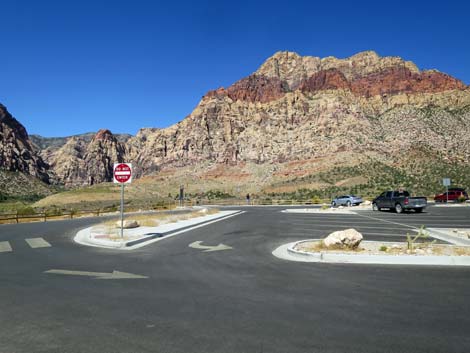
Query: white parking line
0,241,12,253
361,232,416,237
354,213,418,230
25,238,51,248
288,224,412,231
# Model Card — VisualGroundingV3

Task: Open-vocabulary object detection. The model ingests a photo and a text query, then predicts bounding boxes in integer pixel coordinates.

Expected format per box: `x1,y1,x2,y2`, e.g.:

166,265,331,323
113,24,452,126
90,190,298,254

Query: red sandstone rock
300,69,350,93
94,129,114,141
225,75,286,103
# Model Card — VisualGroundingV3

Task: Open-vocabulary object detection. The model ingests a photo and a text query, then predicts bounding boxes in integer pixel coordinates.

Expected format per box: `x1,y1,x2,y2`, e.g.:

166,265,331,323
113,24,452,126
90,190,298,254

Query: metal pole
120,184,124,238
446,185,448,204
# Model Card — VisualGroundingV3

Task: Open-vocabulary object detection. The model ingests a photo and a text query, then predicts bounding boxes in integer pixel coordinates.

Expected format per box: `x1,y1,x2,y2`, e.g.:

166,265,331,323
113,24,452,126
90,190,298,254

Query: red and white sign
113,163,132,184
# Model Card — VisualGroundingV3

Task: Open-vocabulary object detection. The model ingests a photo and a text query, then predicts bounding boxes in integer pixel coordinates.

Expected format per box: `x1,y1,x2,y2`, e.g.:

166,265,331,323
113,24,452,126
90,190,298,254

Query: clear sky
1,0,469,137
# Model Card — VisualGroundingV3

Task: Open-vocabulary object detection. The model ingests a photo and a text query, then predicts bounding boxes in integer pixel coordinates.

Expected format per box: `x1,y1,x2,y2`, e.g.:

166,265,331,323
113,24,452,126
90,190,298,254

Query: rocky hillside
124,51,470,177
3,51,470,197
0,104,50,183
44,129,126,187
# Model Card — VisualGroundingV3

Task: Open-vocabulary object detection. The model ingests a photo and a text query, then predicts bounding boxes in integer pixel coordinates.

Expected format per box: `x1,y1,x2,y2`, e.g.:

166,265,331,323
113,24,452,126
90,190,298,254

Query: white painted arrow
44,269,148,279
189,241,232,252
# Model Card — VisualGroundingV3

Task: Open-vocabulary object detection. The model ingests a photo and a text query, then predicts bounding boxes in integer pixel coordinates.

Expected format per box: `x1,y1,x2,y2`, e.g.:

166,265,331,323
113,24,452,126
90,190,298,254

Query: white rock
392,244,401,249
115,219,140,229
363,200,371,206
323,228,363,249
426,249,433,254
415,249,425,255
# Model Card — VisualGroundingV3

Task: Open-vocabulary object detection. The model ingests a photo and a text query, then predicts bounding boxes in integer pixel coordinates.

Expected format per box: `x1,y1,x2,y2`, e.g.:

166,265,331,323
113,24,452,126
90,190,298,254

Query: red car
434,189,469,203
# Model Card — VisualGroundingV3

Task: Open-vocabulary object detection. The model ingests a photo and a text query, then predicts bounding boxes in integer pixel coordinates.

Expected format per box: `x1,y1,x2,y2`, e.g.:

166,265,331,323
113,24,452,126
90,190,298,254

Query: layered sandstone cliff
3,50,470,190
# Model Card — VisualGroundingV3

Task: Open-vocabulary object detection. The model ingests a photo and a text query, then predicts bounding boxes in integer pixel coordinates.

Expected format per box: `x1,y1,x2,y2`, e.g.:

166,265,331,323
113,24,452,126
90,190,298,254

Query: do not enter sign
113,163,132,184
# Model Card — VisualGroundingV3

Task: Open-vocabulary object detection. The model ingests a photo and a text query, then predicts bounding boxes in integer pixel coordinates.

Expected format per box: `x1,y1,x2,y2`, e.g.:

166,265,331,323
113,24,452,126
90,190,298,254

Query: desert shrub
17,206,36,216
312,196,322,204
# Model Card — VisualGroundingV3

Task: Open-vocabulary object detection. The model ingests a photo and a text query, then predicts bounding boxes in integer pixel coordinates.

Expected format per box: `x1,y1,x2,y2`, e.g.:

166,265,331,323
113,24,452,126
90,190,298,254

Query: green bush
17,207,36,216
312,196,322,204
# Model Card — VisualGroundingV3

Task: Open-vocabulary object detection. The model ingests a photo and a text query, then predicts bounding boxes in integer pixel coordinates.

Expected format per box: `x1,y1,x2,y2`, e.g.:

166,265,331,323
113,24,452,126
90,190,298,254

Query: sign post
179,185,184,208
113,163,133,238
443,178,451,203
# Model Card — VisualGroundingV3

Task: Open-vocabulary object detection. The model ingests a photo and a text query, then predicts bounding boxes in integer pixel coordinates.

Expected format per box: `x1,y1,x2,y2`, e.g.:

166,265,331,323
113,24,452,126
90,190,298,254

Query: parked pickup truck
372,190,427,213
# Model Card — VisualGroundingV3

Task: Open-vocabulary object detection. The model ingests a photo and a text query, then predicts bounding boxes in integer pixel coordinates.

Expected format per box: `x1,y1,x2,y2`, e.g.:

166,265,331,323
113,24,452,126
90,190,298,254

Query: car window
385,192,392,197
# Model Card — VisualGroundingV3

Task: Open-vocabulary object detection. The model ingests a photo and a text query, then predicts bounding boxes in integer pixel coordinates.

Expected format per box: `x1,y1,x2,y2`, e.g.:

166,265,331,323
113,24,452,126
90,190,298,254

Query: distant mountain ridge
1,50,470,195
30,132,132,150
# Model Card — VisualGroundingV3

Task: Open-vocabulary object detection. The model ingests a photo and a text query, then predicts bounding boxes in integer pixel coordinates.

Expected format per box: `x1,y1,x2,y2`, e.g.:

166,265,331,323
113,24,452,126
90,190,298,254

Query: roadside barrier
0,198,329,225
0,202,178,225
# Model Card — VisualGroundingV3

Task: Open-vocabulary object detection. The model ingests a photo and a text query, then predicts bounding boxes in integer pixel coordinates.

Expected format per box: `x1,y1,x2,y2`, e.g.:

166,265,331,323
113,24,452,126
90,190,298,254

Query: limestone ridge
0,104,50,183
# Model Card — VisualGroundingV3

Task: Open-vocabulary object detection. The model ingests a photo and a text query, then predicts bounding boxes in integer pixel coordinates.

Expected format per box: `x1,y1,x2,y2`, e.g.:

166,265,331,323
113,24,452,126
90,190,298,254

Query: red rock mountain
2,51,470,191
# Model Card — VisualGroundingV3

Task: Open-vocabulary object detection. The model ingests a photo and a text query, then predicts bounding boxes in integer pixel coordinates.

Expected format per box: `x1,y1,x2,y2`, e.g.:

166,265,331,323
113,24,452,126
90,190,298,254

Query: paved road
0,206,469,353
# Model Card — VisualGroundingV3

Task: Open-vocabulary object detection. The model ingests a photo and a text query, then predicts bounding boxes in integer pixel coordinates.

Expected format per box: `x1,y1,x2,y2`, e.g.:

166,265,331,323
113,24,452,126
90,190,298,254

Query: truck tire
395,203,403,214
372,203,380,211
415,208,423,213
346,201,351,207
331,201,336,207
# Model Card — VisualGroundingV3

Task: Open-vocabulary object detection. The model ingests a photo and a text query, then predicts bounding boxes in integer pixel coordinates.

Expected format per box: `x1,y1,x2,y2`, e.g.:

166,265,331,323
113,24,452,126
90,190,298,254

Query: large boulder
323,228,363,249
115,219,140,229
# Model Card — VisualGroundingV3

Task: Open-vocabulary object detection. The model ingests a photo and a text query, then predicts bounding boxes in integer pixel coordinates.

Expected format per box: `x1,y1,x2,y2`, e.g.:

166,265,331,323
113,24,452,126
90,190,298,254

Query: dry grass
297,240,364,253
94,208,219,230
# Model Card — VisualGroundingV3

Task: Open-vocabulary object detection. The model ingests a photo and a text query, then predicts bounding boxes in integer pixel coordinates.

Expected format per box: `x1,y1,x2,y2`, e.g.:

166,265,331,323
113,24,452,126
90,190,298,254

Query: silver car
331,194,363,207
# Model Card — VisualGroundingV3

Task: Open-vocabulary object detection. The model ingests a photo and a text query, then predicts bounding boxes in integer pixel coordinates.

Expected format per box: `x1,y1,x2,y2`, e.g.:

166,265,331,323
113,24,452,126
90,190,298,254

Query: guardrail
195,199,330,206
0,202,178,225
0,199,335,225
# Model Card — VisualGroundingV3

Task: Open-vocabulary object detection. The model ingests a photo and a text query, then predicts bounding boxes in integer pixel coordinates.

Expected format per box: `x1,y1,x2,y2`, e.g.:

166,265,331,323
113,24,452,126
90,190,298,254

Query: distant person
246,193,250,205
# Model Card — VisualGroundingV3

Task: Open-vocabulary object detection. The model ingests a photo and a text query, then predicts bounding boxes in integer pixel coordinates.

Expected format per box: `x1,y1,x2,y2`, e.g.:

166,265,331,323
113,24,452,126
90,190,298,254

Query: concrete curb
427,228,470,246
74,210,244,250
272,240,470,266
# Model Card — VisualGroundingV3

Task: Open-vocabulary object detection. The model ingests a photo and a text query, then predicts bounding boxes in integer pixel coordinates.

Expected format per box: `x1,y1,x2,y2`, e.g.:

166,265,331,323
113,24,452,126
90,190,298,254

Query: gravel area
294,240,470,256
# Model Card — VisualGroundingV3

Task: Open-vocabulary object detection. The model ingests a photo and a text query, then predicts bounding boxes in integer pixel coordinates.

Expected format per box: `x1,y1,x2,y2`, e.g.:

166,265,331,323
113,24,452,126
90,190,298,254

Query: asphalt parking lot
279,205,470,243
1,204,470,353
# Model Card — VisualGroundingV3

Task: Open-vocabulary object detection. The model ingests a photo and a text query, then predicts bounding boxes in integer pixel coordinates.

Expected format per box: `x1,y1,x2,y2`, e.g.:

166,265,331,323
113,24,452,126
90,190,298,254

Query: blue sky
1,0,469,137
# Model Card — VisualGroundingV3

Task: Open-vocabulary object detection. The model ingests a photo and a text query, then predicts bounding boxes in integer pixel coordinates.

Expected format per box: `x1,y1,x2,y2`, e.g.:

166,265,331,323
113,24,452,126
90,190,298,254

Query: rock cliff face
124,51,470,180
5,51,470,191
0,104,50,183
45,129,126,187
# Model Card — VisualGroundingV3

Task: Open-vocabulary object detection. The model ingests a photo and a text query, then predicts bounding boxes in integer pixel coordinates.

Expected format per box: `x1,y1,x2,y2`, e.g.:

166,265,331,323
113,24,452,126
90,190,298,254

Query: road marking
44,269,148,279
189,241,232,252
126,211,245,250
0,241,12,253
354,213,418,230
25,237,51,248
